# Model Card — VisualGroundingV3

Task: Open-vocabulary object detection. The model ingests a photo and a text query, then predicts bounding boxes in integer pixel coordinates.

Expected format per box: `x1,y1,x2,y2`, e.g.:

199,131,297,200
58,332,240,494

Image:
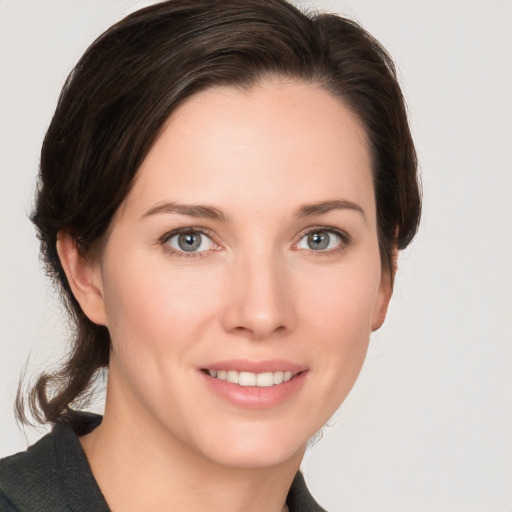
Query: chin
189,420,311,469
205,443,305,470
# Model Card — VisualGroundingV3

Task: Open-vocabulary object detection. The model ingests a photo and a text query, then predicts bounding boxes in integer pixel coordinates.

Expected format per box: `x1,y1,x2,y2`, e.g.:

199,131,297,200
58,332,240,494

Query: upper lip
199,359,307,374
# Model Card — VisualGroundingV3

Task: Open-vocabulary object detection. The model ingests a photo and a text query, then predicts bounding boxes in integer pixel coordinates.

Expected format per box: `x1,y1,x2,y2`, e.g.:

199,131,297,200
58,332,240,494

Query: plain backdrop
1,1,511,511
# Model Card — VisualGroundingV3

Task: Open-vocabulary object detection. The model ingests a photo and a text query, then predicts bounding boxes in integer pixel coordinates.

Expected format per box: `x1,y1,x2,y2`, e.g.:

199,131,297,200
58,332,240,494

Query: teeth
256,372,274,387
207,369,298,387
239,372,256,386
226,370,239,384
273,371,284,385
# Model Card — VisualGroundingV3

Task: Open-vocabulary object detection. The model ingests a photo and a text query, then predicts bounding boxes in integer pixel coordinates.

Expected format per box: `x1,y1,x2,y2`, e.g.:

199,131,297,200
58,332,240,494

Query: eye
164,230,215,254
297,229,345,252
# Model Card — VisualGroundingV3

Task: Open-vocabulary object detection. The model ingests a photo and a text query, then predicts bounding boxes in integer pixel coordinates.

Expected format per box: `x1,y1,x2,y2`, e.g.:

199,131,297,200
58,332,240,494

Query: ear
371,246,398,331
56,231,108,326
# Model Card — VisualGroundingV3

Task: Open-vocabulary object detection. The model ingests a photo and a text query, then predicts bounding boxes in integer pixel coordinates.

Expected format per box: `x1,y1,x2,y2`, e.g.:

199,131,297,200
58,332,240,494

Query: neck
80,381,303,512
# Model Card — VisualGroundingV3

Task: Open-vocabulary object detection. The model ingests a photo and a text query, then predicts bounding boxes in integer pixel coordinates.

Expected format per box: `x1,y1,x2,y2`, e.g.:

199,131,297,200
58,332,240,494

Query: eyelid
294,225,352,252
160,227,221,257
158,224,351,258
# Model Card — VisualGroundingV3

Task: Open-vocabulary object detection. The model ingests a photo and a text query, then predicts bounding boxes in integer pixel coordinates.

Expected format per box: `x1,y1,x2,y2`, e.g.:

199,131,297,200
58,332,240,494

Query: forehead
126,79,374,219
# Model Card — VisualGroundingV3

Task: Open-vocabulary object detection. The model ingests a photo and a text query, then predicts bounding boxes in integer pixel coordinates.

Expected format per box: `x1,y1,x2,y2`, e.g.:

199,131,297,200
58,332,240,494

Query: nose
221,249,297,340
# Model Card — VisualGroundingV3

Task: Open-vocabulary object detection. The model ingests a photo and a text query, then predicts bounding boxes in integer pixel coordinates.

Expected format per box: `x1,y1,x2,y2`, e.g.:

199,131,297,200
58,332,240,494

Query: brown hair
18,0,421,426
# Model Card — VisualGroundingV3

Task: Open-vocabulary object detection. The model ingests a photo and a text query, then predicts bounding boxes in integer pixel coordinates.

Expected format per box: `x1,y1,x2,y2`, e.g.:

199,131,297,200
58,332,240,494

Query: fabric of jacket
0,413,327,512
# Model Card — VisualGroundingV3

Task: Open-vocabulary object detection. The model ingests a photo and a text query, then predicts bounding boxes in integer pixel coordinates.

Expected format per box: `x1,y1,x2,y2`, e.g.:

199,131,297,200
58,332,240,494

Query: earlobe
371,276,391,331
371,246,398,332
56,232,108,326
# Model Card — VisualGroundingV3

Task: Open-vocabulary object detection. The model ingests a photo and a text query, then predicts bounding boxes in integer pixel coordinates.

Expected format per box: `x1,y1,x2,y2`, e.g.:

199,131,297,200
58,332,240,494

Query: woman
0,0,420,510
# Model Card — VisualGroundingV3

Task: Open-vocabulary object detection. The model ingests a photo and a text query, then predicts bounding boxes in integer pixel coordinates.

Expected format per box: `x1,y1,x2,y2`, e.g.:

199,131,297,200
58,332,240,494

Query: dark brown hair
18,0,421,426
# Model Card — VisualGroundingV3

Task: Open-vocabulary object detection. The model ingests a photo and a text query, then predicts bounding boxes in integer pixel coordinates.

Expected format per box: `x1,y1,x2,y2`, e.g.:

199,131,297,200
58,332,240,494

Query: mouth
200,363,308,408
201,369,302,387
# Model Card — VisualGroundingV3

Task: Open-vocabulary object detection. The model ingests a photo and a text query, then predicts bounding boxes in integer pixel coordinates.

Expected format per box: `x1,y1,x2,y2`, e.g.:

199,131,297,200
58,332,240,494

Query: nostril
221,277,296,339
231,326,253,335
229,323,288,341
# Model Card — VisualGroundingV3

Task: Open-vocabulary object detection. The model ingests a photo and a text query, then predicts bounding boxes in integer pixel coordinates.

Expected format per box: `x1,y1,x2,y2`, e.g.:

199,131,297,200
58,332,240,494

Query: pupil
178,233,201,251
308,232,329,250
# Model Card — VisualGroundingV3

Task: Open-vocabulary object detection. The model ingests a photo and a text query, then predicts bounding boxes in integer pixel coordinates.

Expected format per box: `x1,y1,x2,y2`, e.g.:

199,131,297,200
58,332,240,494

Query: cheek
300,259,382,339
99,259,227,424
101,259,223,364
297,255,382,390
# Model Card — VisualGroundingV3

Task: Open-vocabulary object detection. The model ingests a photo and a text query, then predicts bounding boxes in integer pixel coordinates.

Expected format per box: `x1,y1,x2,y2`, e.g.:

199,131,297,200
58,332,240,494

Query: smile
205,369,298,387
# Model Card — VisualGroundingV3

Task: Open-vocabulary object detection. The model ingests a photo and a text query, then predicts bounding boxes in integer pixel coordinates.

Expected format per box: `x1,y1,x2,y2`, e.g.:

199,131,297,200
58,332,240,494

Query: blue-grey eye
166,231,214,252
297,230,342,251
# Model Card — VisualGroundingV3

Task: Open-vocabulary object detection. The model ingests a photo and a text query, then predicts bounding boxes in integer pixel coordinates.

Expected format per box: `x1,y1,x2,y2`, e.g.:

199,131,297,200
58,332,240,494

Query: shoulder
287,472,329,512
0,432,63,511
0,413,108,512
0,490,18,512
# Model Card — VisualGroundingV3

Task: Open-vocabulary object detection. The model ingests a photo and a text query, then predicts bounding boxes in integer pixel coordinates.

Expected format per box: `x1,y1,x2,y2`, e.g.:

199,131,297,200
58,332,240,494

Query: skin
58,79,392,512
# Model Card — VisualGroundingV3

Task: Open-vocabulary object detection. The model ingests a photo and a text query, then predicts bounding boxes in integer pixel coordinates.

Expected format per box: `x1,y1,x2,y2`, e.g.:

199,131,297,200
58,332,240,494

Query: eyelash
295,225,351,257
160,227,217,259
159,226,351,259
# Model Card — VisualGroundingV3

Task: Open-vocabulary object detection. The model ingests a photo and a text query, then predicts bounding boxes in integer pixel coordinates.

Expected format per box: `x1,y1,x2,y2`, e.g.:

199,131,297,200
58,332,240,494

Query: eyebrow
294,199,366,221
141,202,228,222
141,198,366,223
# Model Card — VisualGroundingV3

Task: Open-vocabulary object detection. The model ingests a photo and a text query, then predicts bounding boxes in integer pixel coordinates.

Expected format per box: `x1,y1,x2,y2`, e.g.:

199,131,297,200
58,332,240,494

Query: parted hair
18,0,421,427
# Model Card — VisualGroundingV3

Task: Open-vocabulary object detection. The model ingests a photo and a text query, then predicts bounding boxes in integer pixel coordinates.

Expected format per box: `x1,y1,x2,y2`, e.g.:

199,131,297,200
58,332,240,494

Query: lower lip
200,371,308,409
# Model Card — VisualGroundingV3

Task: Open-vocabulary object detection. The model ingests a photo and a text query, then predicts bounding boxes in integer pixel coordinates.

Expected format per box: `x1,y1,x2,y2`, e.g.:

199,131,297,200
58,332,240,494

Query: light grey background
1,1,511,510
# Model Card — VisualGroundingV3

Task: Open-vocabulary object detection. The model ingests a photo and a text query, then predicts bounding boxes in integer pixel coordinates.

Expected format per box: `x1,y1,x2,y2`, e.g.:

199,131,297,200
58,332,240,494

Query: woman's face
89,79,391,468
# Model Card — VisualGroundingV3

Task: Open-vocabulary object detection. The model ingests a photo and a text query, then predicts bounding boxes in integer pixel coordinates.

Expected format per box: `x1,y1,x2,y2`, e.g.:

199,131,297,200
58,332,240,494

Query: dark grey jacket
0,414,327,511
